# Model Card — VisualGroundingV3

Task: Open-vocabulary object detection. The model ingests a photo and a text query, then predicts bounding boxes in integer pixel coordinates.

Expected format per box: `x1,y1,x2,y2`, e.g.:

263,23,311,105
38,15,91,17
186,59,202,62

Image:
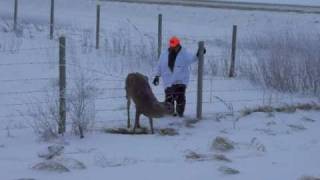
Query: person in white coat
153,36,206,117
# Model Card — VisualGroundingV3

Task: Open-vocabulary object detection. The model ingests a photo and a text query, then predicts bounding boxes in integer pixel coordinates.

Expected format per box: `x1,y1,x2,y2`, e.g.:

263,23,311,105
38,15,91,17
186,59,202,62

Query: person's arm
185,47,207,65
155,60,161,77
153,55,162,86
184,49,198,65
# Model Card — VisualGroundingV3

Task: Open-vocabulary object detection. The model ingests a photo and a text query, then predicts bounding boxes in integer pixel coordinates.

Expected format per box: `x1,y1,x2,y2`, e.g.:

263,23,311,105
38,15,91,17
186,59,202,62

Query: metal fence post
96,2,101,49
50,0,55,40
59,36,66,134
13,0,18,31
229,25,237,78
197,41,205,120
158,14,162,58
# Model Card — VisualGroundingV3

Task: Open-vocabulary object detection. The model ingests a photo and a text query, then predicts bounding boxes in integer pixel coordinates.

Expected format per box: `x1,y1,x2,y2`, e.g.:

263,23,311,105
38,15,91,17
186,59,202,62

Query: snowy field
0,0,320,179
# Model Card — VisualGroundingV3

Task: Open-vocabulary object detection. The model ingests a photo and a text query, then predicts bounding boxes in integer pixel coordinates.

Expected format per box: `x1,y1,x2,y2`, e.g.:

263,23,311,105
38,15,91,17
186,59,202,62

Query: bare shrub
68,73,98,138
240,31,320,96
26,84,60,141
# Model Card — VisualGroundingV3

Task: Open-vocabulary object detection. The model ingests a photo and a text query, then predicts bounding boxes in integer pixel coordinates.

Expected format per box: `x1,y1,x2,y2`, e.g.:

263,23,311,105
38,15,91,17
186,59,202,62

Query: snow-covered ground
1,110,319,180
0,0,319,179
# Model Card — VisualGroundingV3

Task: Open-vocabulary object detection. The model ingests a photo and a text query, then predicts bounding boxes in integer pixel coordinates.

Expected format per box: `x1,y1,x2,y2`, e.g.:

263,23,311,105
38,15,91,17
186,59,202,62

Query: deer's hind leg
127,97,131,128
133,110,141,134
148,117,154,134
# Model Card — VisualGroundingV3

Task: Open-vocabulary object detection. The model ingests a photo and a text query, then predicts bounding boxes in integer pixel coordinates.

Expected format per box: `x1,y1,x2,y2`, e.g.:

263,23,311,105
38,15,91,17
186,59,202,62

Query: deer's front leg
133,110,141,134
148,117,154,134
127,98,131,128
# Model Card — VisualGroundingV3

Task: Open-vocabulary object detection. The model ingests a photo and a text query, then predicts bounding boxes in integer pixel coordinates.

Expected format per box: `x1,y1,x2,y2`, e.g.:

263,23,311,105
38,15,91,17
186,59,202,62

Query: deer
125,72,174,134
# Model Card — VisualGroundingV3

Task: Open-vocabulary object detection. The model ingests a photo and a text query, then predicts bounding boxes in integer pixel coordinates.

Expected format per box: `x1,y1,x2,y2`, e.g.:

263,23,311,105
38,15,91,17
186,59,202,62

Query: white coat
155,47,198,88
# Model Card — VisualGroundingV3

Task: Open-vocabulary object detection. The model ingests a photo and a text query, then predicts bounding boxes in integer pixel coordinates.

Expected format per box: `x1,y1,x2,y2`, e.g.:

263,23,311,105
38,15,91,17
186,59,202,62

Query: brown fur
125,72,173,134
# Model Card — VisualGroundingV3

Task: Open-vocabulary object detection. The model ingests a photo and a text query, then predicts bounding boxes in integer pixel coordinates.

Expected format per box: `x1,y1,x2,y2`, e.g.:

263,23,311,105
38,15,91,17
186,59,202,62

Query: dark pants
165,84,186,117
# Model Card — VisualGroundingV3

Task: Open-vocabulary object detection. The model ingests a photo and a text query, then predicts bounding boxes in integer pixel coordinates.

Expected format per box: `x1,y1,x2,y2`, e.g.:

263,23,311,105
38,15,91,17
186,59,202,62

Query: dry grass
218,166,240,175
241,103,320,117
103,127,178,136
211,136,235,152
213,154,232,162
103,127,149,135
240,32,320,96
185,151,207,160
299,176,320,180
158,128,179,136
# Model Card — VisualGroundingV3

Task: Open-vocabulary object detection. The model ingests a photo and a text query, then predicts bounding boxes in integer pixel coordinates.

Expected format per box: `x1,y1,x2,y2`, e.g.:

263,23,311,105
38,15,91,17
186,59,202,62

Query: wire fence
0,42,294,113
0,1,308,127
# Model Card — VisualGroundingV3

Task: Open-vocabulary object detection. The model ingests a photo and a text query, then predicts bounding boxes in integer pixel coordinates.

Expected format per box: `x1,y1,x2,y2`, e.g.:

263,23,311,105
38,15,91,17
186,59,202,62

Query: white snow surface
0,0,320,179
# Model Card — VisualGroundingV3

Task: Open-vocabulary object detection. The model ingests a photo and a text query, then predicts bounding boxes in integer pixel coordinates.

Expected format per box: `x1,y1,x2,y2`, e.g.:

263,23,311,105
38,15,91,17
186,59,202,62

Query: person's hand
153,76,159,86
196,47,206,57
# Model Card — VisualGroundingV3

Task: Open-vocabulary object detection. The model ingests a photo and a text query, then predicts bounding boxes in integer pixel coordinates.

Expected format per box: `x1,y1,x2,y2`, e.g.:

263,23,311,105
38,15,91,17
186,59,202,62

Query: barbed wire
202,88,265,93
0,90,50,96
0,77,56,83
0,96,306,121
0,61,56,66
66,63,126,80
96,96,125,101
0,46,58,54
0,114,26,119
0,101,49,107
0,83,276,103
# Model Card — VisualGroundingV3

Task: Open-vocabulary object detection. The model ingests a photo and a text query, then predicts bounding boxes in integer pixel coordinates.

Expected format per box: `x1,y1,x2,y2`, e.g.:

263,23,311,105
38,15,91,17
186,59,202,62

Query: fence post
13,0,18,31
197,41,205,120
96,1,101,49
50,0,55,40
157,14,162,58
210,77,213,103
59,36,66,134
229,25,237,78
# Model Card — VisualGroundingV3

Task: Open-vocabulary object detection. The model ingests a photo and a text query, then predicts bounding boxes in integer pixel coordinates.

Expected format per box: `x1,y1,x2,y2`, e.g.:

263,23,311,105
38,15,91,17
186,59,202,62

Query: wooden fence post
59,36,66,134
50,0,55,40
197,41,205,120
96,2,101,49
158,14,162,58
229,25,237,78
13,0,18,31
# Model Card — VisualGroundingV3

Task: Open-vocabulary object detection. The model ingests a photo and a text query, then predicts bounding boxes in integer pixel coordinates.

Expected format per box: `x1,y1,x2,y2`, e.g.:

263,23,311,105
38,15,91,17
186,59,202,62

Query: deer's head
158,101,174,116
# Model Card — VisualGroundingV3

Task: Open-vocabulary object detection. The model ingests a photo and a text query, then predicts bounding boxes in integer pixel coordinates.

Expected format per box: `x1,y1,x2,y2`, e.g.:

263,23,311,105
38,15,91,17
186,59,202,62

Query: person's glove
196,47,206,57
153,76,159,86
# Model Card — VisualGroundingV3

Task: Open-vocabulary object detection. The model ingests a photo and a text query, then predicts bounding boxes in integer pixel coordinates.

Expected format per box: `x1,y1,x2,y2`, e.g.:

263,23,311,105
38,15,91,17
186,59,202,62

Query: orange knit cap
169,36,181,48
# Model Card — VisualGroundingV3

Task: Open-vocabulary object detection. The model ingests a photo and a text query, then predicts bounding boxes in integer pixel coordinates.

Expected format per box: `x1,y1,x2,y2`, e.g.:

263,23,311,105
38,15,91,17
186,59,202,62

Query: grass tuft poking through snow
241,102,320,117
211,136,235,152
213,154,232,162
218,166,240,175
299,176,320,180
